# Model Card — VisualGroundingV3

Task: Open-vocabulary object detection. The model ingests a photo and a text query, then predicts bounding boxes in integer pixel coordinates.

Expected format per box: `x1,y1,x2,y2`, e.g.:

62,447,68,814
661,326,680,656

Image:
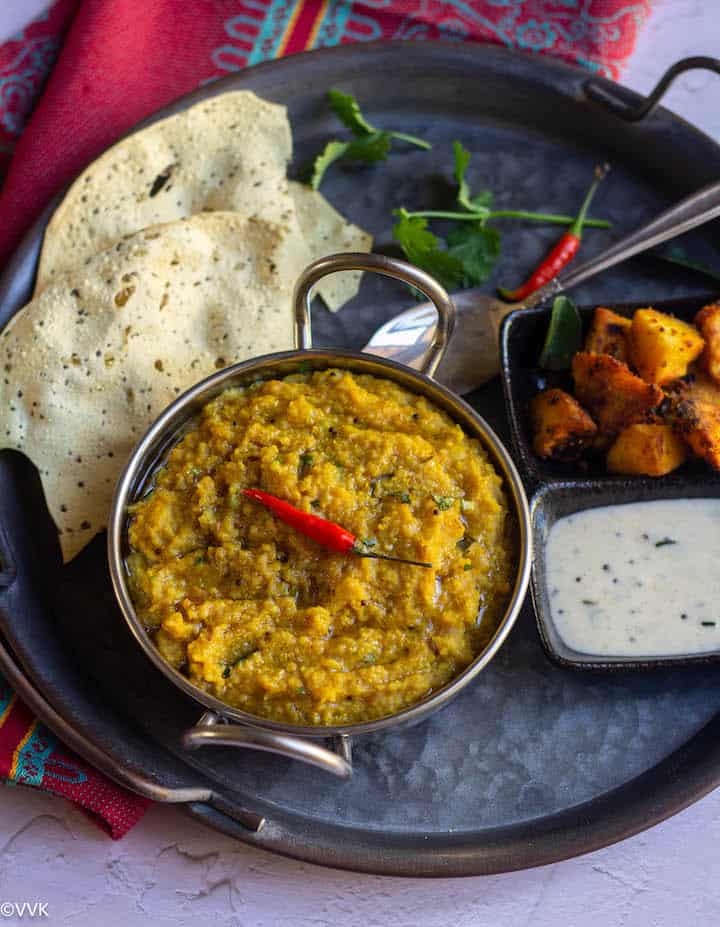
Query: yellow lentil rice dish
126,369,514,726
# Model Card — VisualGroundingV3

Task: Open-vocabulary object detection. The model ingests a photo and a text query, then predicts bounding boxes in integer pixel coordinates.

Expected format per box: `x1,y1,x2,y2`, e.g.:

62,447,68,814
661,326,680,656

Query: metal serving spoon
364,179,720,394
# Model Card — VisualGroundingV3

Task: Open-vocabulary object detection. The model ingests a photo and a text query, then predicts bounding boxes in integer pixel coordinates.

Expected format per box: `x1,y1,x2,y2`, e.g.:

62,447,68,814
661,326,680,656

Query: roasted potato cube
630,308,705,385
572,352,663,435
530,388,597,460
607,424,687,476
665,398,720,469
584,307,632,363
694,303,720,385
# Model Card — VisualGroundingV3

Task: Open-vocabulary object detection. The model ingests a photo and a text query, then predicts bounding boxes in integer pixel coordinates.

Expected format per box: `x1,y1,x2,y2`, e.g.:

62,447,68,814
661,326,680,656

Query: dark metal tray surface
0,42,719,876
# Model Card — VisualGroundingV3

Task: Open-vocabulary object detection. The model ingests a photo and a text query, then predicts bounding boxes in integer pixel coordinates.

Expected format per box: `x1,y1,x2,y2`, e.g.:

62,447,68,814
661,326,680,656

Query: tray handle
585,56,720,123
0,631,270,818
182,712,353,779
293,252,456,379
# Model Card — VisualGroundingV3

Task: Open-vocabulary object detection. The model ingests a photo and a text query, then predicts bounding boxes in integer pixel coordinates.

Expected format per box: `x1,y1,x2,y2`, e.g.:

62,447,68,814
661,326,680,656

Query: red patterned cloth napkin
0,675,150,838
0,0,650,837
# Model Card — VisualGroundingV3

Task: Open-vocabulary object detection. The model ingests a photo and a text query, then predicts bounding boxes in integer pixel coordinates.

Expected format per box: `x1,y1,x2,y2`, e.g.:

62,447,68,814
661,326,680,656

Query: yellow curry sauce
126,369,513,726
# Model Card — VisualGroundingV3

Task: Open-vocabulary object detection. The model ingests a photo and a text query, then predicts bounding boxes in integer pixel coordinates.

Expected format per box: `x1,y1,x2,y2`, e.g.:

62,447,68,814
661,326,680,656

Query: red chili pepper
242,489,433,569
498,165,608,303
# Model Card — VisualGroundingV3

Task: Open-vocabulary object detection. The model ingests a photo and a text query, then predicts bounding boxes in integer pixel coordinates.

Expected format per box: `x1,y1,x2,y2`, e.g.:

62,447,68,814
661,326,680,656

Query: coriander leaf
453,141,473,212
298,451,315,478
446,223,501,286
453,140,492,216
384,490,411,504
393,210,465,291
345,131,392,163
310,132,391,190
221,648,260,678
432,494,455,511
328,88,376,136
538,295,583,370
328,89,429,148
470,190,494,211
390,130,432,150
310,140,349,190
311,92,429,189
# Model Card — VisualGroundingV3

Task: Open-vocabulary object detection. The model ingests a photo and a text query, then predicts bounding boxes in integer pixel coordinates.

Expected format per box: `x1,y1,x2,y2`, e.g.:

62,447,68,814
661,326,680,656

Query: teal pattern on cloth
246,0,300,66
0,670,88,787
207,0,649,81
314,1,355,47
13,725,58,787
0,37,62,136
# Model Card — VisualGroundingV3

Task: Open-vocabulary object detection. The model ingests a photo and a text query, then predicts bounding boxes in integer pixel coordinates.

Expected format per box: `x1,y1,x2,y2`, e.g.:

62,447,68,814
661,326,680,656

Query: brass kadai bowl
108,253,532,778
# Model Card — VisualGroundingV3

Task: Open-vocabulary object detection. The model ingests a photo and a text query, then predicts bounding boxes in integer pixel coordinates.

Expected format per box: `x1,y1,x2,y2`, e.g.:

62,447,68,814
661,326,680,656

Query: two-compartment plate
501,297,720,669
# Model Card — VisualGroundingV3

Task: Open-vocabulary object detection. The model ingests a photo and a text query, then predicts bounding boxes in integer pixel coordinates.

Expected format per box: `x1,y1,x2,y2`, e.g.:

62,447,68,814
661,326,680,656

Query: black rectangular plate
500,296,720,670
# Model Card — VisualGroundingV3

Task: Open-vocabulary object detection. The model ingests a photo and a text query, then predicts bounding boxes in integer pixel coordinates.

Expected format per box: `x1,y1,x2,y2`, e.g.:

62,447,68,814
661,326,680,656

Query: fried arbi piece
630,308,705,385
584,307,631,363
606,423,687,476
665,369,720,406
694,303,720,385
572,352,663,435
665,397,720,470
530,388,597,460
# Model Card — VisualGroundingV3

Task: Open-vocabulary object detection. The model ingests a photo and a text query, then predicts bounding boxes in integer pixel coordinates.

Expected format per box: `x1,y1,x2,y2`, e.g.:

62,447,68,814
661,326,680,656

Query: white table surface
1,1,720,924
0,1,52,45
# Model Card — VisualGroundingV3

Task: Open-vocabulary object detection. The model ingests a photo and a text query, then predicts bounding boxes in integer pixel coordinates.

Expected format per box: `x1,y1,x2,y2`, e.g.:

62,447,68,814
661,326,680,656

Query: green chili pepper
538,296,583,370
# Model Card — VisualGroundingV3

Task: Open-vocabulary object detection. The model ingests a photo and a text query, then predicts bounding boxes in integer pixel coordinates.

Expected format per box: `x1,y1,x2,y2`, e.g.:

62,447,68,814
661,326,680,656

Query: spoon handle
520,178,720,310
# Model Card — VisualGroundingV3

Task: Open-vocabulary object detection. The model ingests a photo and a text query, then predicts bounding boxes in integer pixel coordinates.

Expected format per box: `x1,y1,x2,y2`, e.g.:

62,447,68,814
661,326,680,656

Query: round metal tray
1,41,719,876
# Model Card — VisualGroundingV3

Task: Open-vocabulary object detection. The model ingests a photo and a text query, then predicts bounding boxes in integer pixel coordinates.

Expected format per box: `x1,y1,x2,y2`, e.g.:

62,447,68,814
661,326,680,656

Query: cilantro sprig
391,212,465,291
310,89,431,190
329,90,430,149
310,134,392,192
393,143,499,289
393,142,610,290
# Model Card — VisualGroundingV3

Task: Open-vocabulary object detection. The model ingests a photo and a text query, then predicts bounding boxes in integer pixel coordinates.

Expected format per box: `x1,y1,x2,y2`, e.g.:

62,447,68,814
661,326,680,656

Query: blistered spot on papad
2,212,307,562
288,182,373,311
34,91,371,313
